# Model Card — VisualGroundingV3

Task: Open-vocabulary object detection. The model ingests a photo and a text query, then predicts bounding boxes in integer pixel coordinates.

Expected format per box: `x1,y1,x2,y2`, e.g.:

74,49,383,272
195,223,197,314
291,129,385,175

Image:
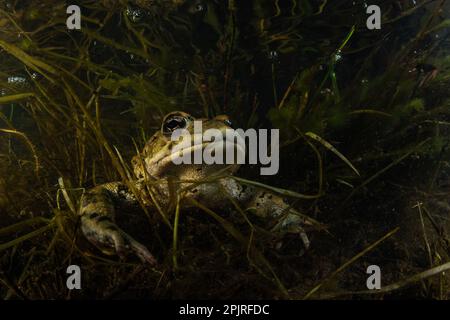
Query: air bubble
334,50,342,62
126,6,145,23
195,3,205,12
268,50,279,60
7,76,27,84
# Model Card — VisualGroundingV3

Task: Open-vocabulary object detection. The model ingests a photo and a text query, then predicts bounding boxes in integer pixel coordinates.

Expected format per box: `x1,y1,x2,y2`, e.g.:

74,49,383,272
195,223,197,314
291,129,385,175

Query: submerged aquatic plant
0,0,450,299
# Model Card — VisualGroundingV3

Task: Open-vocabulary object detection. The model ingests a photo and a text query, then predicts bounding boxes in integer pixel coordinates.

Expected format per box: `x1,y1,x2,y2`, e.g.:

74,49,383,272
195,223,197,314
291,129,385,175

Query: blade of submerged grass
188,198,290,299
0,223,55,253
0,272,28,300
301,130,360,176
132,142,173,230
4,247,36,300
415,201,433,267
122,11,163,51
172,194,181,269
383,0,435,24
0,93,34,104
424,19,450,35
0,39,58,81
303,227,399,299
277,74,298,110
422,205,450,251
82,29,159,67
231,176,322,199
38,50,113,75
309,26,355,106
303,134,324,195
0,8,32,42
0,128,40,174
349,109,393,117
318,261,450,299
343,138,431,204
62,80,171,228
57,177,78,215
219,184,258,257
0,217,50,237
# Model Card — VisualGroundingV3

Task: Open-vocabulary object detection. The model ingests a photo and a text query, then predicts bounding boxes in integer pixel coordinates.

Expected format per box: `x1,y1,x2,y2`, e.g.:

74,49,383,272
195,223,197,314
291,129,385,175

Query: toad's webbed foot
79,183,157,266
247,190,311,251
270,210,311,250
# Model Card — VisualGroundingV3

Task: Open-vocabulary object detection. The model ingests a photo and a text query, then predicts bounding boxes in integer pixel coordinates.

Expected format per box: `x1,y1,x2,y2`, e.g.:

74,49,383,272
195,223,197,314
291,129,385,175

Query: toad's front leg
79,183,157,265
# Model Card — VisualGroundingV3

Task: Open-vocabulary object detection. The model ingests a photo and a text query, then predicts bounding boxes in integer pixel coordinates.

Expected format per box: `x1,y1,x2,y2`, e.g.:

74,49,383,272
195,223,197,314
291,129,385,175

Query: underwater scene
1,0,450,300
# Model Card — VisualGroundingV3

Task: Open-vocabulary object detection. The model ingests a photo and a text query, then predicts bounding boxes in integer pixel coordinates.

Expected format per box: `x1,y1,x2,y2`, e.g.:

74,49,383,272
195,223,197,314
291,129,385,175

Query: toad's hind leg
79,183,157,265
247,190,311,250
220,178,311,250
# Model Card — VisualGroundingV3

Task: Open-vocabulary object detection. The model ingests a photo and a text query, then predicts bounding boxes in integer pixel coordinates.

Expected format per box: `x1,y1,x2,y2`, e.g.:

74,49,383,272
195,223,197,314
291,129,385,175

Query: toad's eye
163,116,188,134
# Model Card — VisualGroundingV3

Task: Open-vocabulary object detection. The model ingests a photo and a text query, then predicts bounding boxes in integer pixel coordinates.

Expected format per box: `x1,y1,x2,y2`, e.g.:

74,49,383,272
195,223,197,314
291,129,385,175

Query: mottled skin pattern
79,111,309,265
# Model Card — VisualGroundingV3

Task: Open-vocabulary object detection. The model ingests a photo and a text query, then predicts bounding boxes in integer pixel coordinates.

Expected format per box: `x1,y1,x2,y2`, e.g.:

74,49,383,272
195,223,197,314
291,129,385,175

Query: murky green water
1,0,450,299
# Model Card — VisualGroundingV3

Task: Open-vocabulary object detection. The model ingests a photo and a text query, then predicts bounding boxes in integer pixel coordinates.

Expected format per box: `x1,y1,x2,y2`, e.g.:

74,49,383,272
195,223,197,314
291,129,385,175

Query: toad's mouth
164,132,246,165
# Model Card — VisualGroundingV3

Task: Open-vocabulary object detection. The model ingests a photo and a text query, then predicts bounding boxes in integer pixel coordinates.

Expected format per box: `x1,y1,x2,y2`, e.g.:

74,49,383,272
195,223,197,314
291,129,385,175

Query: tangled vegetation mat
1,0,450,299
